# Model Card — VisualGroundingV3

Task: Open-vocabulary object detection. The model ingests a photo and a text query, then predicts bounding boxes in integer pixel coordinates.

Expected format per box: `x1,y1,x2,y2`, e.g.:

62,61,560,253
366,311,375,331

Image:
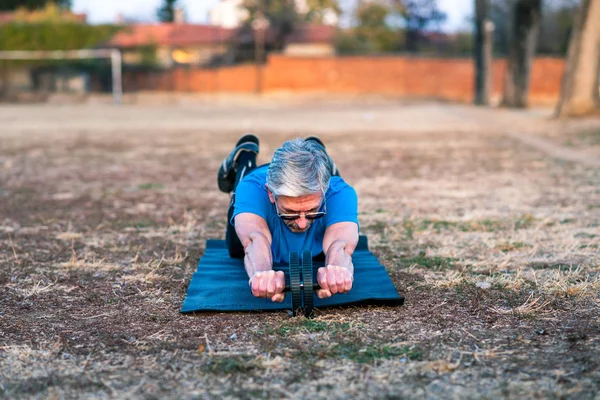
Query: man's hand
316,265,353,299
250,270,285,302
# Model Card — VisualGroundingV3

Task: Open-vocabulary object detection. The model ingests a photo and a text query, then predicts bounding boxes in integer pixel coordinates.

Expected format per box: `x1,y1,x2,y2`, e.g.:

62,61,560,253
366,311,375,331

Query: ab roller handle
251,251,318,318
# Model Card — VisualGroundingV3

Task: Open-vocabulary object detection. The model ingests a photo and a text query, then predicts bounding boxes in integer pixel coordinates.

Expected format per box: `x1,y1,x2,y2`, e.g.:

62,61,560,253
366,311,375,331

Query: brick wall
123,55,565,104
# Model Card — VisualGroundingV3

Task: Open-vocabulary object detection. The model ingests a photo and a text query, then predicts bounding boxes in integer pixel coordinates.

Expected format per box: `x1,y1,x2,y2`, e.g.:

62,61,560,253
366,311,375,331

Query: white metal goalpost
0,49,122,104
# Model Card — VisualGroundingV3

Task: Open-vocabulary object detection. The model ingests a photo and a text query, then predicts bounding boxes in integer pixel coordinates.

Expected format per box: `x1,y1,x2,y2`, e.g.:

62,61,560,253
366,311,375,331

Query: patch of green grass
303,320,328,332
365,221,387,235
397,251,458,269
527,262,575,270
560,218,575,224
515,213,535,230
575,129,600,146
403,218,507,235
202,355,260,375
574,232,597,239
304,320,351,334
402,220,415,240
458,219,506,232
116,219,159,229
11,187,36,196
206,218,228,230
332,343,423,363
452,281,477,296
137,182,164,190
259,320,354,337
419,219,457,233
495,242,531,253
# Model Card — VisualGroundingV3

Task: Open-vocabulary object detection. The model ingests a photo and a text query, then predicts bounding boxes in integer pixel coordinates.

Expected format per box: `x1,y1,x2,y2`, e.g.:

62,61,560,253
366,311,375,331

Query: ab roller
284,250,319,318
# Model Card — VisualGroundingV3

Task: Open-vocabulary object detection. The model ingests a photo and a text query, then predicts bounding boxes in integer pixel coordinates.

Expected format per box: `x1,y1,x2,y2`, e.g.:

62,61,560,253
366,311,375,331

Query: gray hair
267,138,331,197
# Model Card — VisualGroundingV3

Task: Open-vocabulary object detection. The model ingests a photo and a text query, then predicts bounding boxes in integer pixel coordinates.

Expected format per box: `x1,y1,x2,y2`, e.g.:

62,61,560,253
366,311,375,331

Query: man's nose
296,215,308,229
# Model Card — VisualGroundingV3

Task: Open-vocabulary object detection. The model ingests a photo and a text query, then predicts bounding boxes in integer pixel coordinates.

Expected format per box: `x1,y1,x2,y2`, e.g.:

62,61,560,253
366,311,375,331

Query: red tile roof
108,23,335,48
286,24,335,44
107,24,238,48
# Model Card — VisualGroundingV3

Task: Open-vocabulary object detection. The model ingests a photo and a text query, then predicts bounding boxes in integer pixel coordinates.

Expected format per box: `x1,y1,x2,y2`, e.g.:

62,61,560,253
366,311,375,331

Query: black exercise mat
181,235,404,313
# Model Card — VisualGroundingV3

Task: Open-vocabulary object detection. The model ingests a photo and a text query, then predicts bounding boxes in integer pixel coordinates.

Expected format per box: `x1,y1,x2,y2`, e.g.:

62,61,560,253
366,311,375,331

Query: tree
242,0,298,52
537,0,578,55
397,0,447,52
0,0,70,11
474,0,493,105
11,2,79,22
488,0,511,55
304,0,342,24
555,0,600,117
335,2,404,54
501,0,542,108
356,2,403,52
156,0,180,23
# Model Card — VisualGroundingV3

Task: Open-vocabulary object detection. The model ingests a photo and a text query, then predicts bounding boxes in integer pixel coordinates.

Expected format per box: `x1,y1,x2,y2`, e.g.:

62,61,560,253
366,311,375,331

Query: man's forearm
243,232,273,280
325,240,354,274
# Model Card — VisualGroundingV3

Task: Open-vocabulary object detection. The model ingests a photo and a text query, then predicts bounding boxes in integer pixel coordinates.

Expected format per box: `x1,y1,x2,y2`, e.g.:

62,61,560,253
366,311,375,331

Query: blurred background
0,0,597,116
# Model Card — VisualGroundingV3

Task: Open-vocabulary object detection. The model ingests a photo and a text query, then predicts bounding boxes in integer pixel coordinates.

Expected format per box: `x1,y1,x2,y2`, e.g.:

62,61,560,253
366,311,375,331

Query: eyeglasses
274,197,327,221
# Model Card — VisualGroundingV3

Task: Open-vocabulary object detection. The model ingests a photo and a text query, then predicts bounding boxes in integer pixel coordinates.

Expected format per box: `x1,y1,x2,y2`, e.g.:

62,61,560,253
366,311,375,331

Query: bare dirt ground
1,97,599,399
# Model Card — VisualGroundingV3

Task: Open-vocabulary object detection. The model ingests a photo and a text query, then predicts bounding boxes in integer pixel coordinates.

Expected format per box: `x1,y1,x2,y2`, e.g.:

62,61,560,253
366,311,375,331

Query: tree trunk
0,62,9,100
474,0,492,105
501,0,542,108
555,0,600,117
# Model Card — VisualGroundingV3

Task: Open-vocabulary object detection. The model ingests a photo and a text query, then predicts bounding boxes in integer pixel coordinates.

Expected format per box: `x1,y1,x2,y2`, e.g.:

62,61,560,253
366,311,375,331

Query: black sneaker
218,134,259,193
305,136,339,177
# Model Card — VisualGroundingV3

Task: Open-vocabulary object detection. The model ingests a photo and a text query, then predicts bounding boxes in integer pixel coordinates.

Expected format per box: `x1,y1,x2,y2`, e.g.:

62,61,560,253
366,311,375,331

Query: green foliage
397,0,447,52
304,0,341,24
138,45,158,67
400,0,447,32
156,0,180,23
0,22,120,51
336,3,405,54
0,22,121,69
357,2,389,29
0,0,70,11
242,0,298,50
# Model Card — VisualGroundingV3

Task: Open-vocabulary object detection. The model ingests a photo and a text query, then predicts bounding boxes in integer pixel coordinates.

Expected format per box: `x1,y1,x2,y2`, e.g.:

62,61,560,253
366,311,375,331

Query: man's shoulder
239,166,268,189
328,176,355,195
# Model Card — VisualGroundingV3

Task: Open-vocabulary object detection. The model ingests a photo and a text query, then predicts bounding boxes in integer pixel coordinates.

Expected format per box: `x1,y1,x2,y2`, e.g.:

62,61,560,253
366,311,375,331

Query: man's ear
266,185,275,203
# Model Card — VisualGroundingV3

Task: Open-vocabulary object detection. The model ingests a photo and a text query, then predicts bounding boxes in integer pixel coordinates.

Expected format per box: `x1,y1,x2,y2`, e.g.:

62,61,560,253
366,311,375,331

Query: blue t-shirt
232,165,359,263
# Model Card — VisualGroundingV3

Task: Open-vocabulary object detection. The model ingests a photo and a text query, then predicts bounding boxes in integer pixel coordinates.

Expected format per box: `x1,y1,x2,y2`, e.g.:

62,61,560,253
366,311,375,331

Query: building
284,24,336,56
208,0,339,28
208,0,249,29
107,23,238,68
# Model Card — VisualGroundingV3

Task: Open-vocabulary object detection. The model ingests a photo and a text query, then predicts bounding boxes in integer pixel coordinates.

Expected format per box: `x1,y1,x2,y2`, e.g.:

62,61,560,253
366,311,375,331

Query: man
217,134,359,302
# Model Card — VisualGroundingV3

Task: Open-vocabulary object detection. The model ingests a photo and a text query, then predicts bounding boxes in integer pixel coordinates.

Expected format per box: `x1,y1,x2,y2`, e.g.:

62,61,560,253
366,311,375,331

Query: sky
72,0,474,32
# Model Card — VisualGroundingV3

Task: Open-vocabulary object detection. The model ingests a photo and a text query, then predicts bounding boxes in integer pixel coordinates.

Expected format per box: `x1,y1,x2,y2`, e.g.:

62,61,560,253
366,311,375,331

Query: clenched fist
316,265,353,299
249,270,285,302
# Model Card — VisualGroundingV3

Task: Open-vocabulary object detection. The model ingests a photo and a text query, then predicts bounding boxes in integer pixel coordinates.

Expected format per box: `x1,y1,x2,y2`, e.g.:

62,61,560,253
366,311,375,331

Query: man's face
271,193,323,233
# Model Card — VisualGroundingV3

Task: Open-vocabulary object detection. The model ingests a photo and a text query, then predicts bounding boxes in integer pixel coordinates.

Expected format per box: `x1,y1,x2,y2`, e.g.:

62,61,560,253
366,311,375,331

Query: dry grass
1,101,599,399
